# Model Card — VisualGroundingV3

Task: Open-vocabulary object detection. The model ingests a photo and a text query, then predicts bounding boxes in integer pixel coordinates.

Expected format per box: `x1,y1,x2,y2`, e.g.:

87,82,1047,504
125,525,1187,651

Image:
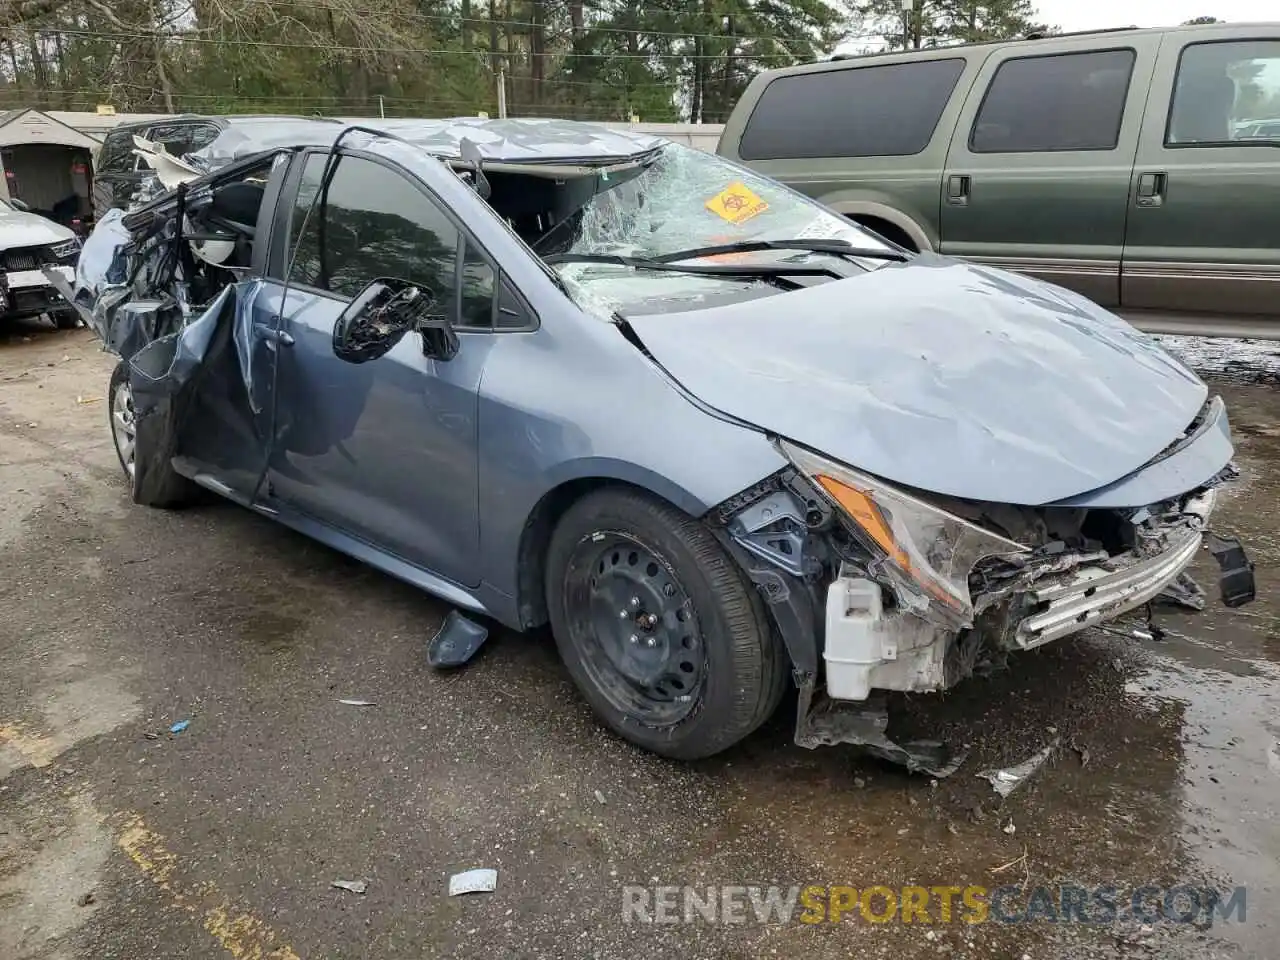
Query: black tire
108,360,198,508
52,311,80,330
546,487,787,760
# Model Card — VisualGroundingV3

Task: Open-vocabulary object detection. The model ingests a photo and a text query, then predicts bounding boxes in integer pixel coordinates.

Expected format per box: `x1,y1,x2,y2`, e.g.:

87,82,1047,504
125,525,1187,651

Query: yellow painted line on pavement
0,722,58,767
117,814,303,960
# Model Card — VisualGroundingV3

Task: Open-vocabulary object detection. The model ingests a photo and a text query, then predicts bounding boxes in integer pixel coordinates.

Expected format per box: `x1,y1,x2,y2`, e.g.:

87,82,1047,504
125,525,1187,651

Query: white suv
0,197,81,328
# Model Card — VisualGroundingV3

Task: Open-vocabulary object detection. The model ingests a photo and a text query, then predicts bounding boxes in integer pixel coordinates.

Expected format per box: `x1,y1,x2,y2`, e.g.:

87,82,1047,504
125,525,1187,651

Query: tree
0,0,854,121
851,0,1050,51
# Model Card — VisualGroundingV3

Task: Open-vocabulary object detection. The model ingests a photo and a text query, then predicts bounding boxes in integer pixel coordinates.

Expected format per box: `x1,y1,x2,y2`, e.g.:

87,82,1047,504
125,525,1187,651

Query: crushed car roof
187,116,667,170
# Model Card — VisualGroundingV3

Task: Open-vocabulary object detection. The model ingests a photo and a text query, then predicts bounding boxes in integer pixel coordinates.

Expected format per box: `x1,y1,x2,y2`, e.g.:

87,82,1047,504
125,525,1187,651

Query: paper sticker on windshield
706,182,768,225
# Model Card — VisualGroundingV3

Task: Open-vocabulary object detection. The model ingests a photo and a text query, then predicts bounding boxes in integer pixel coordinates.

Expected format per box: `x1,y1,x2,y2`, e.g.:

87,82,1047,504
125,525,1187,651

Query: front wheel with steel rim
108,361,137,481
107,360,198,507
546,487,788,760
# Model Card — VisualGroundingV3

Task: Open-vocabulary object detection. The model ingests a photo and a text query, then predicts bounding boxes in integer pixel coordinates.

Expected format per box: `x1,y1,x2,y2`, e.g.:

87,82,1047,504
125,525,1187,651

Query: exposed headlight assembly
780,440,1027,626
49,238,81,261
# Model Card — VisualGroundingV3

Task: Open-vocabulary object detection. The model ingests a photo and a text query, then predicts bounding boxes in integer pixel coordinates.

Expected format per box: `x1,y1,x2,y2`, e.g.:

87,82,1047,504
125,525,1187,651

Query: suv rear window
970,49,1136,153
738,58,966,160
96,128,143,174
148,121,220,158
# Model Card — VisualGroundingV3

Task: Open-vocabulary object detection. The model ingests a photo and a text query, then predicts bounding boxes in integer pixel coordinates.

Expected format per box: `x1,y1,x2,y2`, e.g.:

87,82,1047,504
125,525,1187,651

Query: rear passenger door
940,36,1160,307
1122,32,1280,321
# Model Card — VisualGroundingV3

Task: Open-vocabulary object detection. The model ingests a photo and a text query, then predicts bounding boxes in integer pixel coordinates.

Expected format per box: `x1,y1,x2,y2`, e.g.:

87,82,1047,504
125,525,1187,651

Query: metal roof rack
829,24,1141,61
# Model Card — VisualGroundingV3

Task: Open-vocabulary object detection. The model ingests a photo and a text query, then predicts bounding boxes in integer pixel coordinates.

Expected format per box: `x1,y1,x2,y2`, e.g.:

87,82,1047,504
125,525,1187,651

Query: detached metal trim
1017,531,1202,648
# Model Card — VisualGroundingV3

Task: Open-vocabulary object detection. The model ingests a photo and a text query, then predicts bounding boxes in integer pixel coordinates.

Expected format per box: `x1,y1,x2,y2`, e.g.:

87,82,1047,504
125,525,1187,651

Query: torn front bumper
821,491,1216,703
1016,528,1201,648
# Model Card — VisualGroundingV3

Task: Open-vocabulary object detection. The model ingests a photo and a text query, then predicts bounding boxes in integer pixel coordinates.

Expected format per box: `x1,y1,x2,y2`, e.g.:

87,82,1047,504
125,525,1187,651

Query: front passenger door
267,151,494,588
1122,34,1280,321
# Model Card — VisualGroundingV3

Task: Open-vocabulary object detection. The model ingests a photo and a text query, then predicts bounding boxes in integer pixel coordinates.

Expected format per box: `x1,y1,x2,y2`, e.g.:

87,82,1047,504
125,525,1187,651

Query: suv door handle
1136,172,1167,207
254,320,294,347
946,174,971,206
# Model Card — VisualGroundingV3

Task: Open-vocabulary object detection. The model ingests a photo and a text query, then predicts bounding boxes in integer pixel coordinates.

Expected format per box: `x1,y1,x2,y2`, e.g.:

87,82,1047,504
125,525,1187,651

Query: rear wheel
52,310,80,330
546,488,787,760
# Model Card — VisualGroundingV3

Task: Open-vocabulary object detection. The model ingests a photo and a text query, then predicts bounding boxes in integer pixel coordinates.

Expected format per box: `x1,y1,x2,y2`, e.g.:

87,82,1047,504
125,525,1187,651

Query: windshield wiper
542,252,844,279
648,238,911,263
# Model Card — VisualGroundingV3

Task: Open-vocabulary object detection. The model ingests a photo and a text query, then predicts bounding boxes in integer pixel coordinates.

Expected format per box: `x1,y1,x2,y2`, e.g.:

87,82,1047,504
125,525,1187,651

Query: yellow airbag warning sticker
706,182,768,224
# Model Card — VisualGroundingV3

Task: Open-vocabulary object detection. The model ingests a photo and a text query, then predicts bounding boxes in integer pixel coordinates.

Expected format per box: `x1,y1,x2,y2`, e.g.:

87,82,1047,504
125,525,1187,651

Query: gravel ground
1,318,1277,959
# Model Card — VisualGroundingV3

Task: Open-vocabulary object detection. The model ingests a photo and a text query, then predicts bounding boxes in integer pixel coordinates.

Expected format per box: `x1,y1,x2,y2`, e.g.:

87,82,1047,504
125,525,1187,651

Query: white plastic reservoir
823,574,889,701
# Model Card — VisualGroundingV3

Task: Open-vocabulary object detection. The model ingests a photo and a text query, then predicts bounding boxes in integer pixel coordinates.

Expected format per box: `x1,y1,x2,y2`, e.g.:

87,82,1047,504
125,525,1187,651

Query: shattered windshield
538,142,886,261
533,142,891,317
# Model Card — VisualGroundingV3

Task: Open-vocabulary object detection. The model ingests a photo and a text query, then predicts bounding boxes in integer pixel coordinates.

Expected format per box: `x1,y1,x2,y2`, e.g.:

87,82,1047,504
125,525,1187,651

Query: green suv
718,22,1280,339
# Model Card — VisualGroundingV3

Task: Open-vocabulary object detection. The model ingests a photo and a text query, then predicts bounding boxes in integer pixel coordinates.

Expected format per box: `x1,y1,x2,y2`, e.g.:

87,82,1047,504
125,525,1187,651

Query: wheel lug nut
619,609,629,619
629,634,639,644
645,637,656,648
630,596,640,608
663,584,675,597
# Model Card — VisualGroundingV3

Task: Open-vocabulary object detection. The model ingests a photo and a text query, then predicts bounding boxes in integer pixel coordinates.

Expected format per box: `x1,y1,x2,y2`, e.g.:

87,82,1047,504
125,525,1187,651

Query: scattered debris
143,732,159,740
990,850,1028,875
1002,820,1016,835
977,737,1060,798
75,395,102,405
1267,740,1280,777
593,790,606,805
1157,571,1206,611
331,879,368,895
1070,740,1091,768
169,720,190,734
427,610,490,669
76,891,96,907
449,868,498,896
336,699,376,707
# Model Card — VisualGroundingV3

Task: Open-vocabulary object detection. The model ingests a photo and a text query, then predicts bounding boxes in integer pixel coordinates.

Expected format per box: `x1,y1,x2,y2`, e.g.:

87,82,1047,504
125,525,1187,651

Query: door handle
946,174,971,206
254,320,294,347
1136,172,1167,207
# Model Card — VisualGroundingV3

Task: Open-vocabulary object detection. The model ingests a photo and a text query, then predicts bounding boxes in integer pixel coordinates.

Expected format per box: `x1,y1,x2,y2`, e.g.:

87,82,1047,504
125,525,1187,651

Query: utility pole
497,67,507,119
900,0,917,50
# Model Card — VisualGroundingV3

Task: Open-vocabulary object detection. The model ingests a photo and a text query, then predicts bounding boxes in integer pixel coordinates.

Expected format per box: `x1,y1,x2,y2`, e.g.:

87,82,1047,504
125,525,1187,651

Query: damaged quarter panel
622,255,1210,506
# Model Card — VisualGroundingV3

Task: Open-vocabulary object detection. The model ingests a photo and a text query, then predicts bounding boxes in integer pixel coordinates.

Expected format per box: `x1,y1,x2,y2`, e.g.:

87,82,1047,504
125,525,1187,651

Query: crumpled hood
622,255,1210,506
0,210,74,249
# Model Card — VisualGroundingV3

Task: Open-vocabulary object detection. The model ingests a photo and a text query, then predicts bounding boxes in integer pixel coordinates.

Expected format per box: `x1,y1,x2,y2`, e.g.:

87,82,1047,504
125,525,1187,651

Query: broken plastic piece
1156,571,1206,611
427,610,490,668
1206,532,1256,608
977,737,1059,797
336,699,376,707
448,868,497,896
169,720,190,734
331,879,367,895
792,680,967,777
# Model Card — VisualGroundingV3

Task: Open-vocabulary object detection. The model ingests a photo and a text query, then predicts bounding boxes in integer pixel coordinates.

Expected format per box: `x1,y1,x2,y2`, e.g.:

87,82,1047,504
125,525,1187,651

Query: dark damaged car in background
50,116,1256,773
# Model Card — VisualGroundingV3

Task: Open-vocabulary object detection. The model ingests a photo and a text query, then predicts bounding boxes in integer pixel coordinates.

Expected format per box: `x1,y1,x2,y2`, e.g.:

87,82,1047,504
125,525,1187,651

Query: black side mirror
332,278,459,364
9,198,30,213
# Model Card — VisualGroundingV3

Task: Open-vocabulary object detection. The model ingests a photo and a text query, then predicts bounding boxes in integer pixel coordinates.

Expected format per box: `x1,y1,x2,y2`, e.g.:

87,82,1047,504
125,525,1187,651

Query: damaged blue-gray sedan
52,117,1255,774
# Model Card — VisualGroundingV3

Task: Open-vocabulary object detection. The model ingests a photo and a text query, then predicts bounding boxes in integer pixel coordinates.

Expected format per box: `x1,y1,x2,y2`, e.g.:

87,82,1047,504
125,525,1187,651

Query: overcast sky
1035,0,1272,32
